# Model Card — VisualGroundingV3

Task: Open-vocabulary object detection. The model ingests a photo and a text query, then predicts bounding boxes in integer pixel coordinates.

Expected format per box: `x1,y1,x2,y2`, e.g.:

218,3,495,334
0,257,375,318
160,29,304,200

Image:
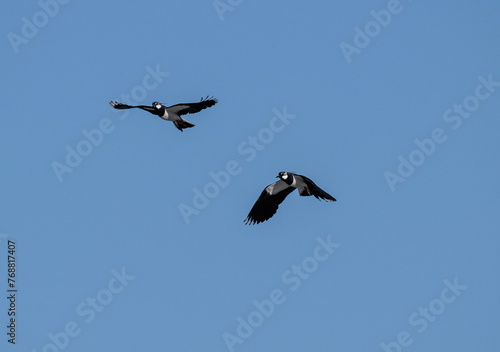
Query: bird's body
152,103,193,129
245,172,336,225
109,96,217,131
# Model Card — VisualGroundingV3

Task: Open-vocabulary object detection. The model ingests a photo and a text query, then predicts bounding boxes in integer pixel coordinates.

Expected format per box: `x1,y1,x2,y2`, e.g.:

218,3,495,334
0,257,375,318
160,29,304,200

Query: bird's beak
276,176,279,178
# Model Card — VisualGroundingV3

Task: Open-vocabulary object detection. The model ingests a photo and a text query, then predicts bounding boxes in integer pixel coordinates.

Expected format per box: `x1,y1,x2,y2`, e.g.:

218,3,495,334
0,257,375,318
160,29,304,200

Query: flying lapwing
109,96,217,131
245,172,336,225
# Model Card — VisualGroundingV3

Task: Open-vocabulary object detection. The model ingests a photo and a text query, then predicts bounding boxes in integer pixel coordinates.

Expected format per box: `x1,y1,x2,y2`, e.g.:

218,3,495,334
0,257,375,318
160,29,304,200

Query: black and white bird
244,172,336,225
109,96,217,131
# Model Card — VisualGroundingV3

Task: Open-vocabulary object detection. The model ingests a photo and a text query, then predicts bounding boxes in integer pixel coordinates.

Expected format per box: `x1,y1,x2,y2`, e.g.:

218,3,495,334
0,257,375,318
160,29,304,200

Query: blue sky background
1,0,499,351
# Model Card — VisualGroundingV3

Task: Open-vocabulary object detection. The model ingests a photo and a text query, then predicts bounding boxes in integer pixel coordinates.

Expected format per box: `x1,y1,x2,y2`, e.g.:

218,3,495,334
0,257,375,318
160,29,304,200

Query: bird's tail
173,118,195,132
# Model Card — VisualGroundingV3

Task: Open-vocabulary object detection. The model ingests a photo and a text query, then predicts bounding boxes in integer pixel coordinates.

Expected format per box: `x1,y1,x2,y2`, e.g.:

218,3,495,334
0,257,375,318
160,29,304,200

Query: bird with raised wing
109,96,217,131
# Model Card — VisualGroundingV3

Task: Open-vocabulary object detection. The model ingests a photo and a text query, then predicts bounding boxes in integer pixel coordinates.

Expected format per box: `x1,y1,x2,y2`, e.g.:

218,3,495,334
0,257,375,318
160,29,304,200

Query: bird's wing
244,180,295,225
166,96,218,116
109,101,155,113
298,175,336,201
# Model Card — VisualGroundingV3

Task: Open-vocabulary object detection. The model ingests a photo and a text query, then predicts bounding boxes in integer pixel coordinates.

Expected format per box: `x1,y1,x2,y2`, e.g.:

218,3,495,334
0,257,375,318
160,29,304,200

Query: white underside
160,110,180,122
290,175,306,189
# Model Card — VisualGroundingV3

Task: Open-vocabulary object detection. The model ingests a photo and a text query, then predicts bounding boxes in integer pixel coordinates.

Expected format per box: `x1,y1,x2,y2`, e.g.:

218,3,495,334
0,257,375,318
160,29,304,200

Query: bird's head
277,171,289,180
152,102,162,110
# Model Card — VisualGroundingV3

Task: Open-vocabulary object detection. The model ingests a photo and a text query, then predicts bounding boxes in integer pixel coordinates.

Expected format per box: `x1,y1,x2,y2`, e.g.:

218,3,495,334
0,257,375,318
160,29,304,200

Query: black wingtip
200,96,218,105
244,215,270,225
244,216,262,225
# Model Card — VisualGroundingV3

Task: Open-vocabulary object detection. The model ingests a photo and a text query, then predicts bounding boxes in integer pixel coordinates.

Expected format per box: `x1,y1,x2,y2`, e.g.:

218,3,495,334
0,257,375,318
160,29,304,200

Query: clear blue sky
1,1,499,351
